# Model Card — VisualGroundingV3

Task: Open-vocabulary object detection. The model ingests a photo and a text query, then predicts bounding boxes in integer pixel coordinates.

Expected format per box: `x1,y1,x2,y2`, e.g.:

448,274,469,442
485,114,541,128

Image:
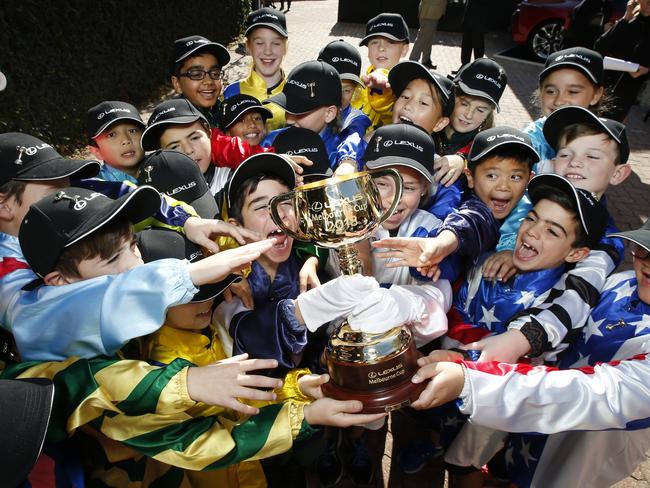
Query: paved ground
221,1,650,486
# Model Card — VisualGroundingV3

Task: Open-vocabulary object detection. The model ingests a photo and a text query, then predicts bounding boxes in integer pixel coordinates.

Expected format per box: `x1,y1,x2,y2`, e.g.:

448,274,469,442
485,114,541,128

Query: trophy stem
337,245,363,275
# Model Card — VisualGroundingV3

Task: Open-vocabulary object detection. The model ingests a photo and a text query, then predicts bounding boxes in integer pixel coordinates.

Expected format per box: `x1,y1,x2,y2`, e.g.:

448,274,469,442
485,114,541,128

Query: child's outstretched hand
184,216,261,254
186,354,282,415
482,250,517,282
361,70,390,91
223,277,254,309
410,360,465,410
299,256,321,293
297,373,329,399
461,328,530,363
303,398,387,427
433,155,465,187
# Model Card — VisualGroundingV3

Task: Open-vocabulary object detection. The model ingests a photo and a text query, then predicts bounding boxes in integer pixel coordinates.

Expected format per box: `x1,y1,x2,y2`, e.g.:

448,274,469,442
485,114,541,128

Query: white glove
347,285,427,334
296,275,381,332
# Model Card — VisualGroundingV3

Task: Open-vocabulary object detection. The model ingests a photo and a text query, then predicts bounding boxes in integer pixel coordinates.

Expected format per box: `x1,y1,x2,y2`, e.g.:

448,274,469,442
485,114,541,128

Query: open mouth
267,229,289,249
243,131,261,142
490,198,511,214
121,150,136,158
398,115,413,125
515,240,539,261
198,89,217,100
564,173,585,181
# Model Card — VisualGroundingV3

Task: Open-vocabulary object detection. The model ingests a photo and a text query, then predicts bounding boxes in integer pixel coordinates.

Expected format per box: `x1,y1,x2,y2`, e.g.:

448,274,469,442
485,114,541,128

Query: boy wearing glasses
170,35,230,127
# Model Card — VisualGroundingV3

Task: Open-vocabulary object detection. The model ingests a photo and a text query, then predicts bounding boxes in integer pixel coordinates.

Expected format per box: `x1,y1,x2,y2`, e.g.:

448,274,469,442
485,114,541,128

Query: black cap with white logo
245,7,288,38
454,58,507,112
359,13,410,46
0,133,100,186
138,228,240,302
542,105,629,164
265,61,342,114
138,150,218,219
364,123,436,183
170,35,230,74
318,40,363,85
218,94,273,130
19,186,161,277
273,127,333,181
528,174,609,247
87,101,145,139
539,47,603,85
141,99,208,151
468,126,539,165
389,61,456,117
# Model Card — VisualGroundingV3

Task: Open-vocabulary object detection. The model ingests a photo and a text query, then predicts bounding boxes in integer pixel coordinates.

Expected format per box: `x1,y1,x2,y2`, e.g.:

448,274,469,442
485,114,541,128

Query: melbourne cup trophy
269,170,426,413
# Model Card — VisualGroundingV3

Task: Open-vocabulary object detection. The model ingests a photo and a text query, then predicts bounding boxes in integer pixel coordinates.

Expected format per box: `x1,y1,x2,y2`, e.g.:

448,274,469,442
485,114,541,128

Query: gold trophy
269,170,425,413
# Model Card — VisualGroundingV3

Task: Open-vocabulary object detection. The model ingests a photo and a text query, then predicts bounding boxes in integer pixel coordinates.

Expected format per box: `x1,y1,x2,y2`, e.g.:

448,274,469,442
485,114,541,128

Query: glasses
631,244,650,260
180,68,223,81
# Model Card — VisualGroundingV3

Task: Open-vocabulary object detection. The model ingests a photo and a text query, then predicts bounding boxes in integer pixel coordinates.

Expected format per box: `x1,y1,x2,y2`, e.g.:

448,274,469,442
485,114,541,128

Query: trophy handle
269,192,309,241
369,168,403,226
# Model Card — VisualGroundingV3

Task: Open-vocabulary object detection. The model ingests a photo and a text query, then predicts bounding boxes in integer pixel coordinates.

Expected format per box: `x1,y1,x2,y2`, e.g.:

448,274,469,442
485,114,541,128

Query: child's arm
210,128,273,169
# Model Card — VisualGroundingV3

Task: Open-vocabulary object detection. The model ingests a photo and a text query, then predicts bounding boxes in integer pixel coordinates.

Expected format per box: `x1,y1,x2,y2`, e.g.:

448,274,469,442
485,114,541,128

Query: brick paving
221,1,650,486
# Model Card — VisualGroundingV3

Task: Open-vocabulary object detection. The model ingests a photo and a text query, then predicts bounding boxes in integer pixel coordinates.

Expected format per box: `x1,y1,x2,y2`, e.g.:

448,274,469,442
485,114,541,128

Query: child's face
392,79,449,134
171,53,222,110
247,27,287,80
341,80,357,109
513,199,584,272
92,122,144,174
553,133,626,198
165,298,215,331
285,106,336,133
376,166,427,231
633,245,650,304
237,179,296,266
159,122,212,173
75,235,142,281
451,95,492,134
540,69,604,117
224,111,267,147
467,156,530,220
366,37,408,70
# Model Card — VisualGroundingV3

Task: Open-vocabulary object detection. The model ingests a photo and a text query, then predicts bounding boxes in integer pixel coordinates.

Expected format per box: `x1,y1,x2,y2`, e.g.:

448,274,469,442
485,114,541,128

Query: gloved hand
347,285,426,334
296,275,381,331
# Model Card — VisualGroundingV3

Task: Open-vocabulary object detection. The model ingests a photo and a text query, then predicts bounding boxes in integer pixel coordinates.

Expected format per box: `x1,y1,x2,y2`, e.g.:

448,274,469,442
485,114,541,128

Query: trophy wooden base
322,378,426,414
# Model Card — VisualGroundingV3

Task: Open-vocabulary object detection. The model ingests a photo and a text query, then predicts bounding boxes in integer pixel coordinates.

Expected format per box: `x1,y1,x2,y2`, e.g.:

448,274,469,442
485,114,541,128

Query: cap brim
222,105,273,129
90,116,145,139
607,229,650,253
65,185,162,249
366,157,433,183
471,139,539,164
189,188,219,219
141,116,203,151
245,23,288,38
176,43,231,68
456,81,500,112
264,93,319,115
226,153,296,209
0,378,54,487
359,33,406,46
339,73,363,85
543,106,623,154
389,62,449,102
193,274,241,302
539,62,599,85
14,158,101,182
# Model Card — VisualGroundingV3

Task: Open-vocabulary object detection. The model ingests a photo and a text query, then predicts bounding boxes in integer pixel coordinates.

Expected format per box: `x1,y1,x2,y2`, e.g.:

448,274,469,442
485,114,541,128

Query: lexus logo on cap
253,13,279,22
186,39,208,46
475,74,502,89
97,107,132,120
152,107,175,123
487,133,525,143
383,139,424,152
331,56,359,67
555,53,591,63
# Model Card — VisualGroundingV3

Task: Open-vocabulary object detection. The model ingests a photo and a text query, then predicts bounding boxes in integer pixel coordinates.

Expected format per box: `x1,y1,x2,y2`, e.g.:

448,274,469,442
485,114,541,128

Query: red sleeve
210,128,275,169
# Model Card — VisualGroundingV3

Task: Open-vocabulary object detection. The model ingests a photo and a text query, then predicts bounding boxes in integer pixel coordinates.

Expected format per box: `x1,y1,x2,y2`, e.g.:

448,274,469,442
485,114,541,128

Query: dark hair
558,122,622,165
468,147,535,173
172,54,222,78
530,184,588,248
54,218,134,279
0,180,28,206
228,173,289,224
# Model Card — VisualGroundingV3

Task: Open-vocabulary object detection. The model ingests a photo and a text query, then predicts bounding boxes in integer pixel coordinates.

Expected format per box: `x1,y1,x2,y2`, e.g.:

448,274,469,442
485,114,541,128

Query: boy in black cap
353,13,411,130
169,35,230,127
87,100,145,183
272,126,333,182
219,93,273,148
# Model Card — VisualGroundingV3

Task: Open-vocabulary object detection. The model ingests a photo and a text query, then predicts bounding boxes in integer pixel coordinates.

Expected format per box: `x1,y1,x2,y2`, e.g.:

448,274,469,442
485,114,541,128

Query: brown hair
0,180,27,205
558,122,622,165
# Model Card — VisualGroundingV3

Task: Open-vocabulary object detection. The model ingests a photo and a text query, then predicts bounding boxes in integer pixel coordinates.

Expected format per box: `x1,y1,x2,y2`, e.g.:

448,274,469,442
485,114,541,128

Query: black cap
539,47,604,85
359,13,410,46
87,101,145,139
138,150,218,219
468,126,539,165
454,58,507,112
170,35,230,74
388,61,455,117
318,40,363,85
245,7,288,37
19,186,161,277
226,153,296,209
364,123,436,183
218,94,273,130
138,228,239,302
0,133,100,187
0,378,54,487
265,61,342,114
542,105,629,165
141,99,208,151
609,219,650,254
528,174,609,246
272,127,333,181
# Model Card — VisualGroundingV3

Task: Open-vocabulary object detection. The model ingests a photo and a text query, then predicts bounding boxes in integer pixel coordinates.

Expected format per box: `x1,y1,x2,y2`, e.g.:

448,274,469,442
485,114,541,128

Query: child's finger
240,357,279,373
223,287,233,303
227,399,260,416
235,386,277,402
238,373,283,390
299,273,308,293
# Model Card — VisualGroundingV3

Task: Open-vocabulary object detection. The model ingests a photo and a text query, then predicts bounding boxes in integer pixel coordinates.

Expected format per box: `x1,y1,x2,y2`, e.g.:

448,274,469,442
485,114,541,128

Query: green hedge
0,0,250,154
